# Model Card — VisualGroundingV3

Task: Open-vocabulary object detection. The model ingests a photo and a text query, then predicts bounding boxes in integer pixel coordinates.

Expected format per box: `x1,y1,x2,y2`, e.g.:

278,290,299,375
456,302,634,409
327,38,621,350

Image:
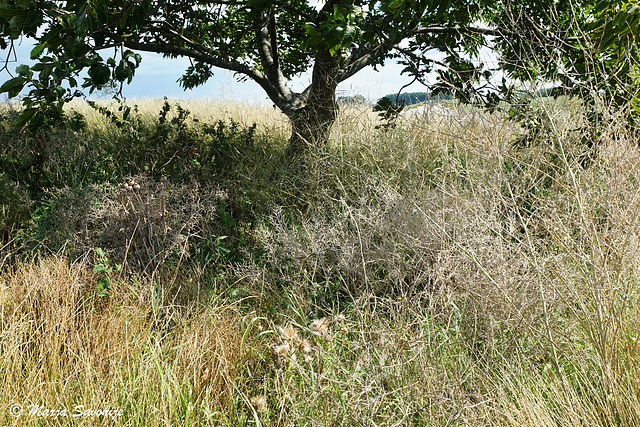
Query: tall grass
1,93,639,425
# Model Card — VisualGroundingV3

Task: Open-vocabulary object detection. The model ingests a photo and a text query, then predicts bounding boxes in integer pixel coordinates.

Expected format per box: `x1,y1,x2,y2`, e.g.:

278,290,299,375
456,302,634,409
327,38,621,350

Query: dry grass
0,254,251,425
65,97,291,139
2,96,640,425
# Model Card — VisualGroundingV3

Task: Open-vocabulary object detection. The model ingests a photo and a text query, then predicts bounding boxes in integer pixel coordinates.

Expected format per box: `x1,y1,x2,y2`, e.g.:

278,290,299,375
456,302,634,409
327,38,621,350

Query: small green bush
0,173,30,242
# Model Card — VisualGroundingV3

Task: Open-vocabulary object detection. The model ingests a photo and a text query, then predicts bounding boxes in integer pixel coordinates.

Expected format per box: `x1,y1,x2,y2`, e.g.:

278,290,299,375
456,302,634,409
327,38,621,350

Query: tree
0,0,637,153
581,1,640,126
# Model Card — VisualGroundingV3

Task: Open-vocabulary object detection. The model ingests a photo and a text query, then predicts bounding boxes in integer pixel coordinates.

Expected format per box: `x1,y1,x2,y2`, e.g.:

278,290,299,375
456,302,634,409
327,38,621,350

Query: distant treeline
337,87,562,107
383,92,452,105
391,89,560,102
337,92,452,106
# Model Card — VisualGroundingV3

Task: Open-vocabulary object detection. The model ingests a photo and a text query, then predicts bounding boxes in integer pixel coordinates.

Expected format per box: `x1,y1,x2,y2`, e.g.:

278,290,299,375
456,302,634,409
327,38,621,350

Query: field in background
1,96,640,425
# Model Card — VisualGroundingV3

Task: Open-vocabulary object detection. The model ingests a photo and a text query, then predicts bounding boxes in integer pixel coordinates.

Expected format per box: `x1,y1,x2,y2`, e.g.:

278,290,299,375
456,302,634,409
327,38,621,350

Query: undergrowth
1,96,639,425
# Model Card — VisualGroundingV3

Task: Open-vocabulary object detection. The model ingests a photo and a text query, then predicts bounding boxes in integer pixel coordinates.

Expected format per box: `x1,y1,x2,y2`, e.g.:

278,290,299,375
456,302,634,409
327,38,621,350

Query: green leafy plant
0,173,30,243
93,247,122,297
373,96,406,130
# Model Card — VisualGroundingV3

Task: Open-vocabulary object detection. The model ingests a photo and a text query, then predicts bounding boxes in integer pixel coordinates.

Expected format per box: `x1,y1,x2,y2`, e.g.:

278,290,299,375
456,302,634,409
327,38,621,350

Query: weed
92,247,122,297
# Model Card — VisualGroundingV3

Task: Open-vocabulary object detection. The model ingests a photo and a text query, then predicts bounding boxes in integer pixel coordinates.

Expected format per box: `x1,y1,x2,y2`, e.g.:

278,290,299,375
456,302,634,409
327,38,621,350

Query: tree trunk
287,105,336,155
286,47,340,156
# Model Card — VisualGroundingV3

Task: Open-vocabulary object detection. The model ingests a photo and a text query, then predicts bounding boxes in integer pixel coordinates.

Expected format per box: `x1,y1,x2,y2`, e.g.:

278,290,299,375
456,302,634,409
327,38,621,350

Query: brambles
0,173,30,243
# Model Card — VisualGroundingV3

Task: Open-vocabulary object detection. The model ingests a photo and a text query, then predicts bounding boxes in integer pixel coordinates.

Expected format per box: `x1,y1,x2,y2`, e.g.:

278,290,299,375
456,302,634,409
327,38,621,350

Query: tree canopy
0,0,637,147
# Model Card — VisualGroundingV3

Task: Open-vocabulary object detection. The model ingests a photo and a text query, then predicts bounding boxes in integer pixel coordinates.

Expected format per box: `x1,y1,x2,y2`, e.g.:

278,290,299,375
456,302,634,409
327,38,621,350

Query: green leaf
15,0,32,9
114,61,133,83
13,107,37,130
124,50,142,67
122,105,131,120
88,63,111,85
15,64,32,78
93,264,108,273
30,43,45,60
0,76,26,98
0,5,22,20
72,40,89,57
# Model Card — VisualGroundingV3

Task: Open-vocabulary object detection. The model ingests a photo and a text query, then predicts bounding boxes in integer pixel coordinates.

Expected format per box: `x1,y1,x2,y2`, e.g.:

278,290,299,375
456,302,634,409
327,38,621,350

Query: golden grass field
1,96,640,425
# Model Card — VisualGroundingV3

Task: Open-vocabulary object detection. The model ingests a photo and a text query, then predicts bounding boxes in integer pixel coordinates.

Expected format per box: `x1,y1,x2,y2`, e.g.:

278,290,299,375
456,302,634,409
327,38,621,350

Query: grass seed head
250,395,267,413
278,324,300,342
299,339,312,353
310,317,329,336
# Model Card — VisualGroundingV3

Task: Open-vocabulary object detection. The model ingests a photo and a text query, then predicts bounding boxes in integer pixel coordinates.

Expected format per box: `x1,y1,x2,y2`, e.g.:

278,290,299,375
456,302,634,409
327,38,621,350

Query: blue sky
129,51,427,102
0,38,437,104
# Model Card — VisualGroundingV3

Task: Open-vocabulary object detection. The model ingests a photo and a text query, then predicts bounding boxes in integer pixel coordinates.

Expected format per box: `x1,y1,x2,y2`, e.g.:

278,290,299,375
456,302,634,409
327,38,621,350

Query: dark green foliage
92,247,122,297
0,108,104,200
382,92,452,106
0,173,30,242
79,99,258,184
373,96,405,130
86,100,134,128
0,101,264,262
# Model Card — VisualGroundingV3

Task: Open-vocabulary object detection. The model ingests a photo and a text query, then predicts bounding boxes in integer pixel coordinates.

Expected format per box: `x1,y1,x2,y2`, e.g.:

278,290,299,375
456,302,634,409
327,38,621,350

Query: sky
0,37,440,104
131,51,433,102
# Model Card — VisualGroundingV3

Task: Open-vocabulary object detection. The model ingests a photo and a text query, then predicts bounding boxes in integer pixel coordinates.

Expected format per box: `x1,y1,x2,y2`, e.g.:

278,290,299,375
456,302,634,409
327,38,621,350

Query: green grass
1,96,640,425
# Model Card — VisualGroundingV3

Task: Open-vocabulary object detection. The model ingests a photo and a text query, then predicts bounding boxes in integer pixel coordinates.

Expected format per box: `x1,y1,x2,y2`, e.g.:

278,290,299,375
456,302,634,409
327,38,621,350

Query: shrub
0,173,30,243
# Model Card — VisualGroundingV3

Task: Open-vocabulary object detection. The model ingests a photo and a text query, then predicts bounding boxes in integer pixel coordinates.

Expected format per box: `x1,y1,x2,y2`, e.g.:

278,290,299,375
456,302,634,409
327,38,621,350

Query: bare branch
416,24,581,45
415,25,503,38
337,45,382,82
254,12,275,69
268,13,279,72
142,22,210,55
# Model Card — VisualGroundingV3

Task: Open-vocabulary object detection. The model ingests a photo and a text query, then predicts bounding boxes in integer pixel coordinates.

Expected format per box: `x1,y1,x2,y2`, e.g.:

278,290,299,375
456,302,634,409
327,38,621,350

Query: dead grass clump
0,254,251,425
254,178,440,306
173,310,246,405
231,98,640,424
43,176,228,280
488,363,640,426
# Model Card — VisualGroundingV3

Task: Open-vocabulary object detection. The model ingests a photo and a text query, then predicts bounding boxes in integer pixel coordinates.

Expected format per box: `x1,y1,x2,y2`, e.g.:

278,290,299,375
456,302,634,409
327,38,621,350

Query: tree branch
254,12,274,69
268,12,279,72
416,24,580,45
110,35,293,106
207,0,316,22
253,12,292,102
336,44,382,82
415,25,504,38
142,22,210,55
